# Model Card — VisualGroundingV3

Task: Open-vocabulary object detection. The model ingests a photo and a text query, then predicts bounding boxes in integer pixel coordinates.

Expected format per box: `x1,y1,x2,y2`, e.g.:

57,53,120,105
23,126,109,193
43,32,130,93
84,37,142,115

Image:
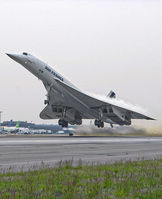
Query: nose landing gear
94,120,104,128
44,100,49,105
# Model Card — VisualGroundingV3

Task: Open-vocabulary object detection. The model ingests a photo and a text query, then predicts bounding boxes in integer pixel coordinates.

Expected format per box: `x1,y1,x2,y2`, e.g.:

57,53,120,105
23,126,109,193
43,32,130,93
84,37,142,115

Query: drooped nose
6,53,14,58
6,53,20,62
6,53,25,64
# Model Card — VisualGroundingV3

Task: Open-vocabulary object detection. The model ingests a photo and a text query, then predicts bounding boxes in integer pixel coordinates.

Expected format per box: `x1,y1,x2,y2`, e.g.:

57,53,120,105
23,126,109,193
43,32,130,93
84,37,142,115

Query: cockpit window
23,52,28,56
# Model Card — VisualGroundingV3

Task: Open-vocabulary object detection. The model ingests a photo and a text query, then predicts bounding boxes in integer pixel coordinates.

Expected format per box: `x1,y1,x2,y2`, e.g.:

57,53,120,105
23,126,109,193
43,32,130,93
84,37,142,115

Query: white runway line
0,137,162,145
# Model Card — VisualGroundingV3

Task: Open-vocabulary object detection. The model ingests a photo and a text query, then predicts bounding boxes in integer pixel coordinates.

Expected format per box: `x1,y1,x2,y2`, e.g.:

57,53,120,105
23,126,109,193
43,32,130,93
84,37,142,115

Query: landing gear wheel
63,121,68,128
100,121,104,128
98,120,104,128
94,120,104,128
58,119,63,126
58,119,68,128
94,119,98,126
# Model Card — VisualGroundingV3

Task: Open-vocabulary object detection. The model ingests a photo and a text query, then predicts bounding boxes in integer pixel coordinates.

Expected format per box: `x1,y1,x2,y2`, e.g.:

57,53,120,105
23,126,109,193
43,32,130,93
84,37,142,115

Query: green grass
0,159,161,199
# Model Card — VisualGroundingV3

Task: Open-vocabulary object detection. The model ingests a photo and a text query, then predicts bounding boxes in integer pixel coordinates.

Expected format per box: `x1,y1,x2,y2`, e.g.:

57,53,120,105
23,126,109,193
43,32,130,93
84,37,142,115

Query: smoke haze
75,125,162,136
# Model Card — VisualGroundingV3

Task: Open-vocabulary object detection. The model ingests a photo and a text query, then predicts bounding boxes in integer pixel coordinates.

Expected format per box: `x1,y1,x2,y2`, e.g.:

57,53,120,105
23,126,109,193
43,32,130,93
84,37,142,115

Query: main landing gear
58,119,68,128
58,106,69,128
94,120,104,128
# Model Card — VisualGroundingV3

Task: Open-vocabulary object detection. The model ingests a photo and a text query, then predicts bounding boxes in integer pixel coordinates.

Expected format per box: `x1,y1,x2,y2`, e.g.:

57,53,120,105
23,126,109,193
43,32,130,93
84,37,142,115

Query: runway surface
0,136,162,172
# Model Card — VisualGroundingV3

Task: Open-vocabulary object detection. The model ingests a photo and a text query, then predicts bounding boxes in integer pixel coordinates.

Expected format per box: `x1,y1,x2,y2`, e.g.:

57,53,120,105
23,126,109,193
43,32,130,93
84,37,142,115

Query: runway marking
0,137,162,145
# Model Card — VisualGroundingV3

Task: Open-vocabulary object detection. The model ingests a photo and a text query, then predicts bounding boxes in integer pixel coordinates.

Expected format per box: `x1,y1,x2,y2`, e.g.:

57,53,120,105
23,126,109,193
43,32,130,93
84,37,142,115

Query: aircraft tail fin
107,90,116,99
16,121,20,128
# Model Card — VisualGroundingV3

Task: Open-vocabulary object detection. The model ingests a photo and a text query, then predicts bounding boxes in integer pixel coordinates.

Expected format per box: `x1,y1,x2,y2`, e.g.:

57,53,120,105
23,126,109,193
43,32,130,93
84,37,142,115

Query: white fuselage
12,53,76,89
8,53,95,119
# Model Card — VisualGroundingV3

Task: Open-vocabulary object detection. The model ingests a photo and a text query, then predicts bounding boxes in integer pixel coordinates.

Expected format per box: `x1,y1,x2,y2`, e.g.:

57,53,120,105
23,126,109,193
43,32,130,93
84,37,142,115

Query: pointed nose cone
6,53,10,57
6,53,24,64
6,53,19,61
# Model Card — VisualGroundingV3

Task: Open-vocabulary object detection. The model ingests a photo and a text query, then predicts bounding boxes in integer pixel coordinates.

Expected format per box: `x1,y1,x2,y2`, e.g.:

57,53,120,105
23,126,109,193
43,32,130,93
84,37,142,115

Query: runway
0,136,162,172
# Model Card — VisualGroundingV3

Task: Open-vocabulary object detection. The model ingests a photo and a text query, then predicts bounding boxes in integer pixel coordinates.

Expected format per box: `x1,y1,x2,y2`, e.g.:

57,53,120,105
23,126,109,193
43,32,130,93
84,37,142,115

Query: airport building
1,121,62,133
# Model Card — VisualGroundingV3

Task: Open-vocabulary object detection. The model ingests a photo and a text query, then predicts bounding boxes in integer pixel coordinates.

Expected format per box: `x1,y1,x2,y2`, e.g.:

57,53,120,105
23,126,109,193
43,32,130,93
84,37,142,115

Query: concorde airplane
7,52,154,128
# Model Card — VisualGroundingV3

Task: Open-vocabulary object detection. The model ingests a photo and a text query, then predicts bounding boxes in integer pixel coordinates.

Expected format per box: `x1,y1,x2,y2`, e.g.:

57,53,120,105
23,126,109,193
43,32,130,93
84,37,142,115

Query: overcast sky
0,0,162,127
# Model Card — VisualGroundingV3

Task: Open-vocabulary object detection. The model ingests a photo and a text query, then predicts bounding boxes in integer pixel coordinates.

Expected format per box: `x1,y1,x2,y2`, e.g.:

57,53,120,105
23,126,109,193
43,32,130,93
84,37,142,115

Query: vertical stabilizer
16,121,20,128
107,90,116,99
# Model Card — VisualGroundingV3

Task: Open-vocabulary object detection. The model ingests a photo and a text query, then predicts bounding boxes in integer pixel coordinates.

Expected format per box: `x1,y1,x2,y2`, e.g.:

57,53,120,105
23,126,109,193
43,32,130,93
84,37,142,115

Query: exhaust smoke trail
75,125,145,136
75,125,162,136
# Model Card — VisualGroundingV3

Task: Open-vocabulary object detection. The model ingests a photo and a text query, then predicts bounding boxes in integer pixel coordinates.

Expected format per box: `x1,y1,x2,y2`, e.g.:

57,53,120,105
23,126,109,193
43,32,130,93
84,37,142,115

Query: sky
0,0,162,127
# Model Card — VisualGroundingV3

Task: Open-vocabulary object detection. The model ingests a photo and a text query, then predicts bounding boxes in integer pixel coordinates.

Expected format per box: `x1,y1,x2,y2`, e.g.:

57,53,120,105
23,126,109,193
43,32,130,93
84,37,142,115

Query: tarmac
0,136,162,172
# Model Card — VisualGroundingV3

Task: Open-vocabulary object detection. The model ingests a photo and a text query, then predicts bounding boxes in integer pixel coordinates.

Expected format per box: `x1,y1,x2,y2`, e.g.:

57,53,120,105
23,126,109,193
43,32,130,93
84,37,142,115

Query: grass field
0,159,161,199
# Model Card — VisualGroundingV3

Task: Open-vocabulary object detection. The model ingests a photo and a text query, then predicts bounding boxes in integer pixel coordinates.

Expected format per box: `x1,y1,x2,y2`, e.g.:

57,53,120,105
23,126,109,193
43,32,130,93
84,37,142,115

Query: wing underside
40,79,155,124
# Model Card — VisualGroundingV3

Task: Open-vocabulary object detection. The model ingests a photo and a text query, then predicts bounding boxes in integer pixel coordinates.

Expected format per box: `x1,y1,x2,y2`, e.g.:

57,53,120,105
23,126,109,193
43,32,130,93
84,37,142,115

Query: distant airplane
3,121,30,133
7,52,155,128
3,121,20,133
